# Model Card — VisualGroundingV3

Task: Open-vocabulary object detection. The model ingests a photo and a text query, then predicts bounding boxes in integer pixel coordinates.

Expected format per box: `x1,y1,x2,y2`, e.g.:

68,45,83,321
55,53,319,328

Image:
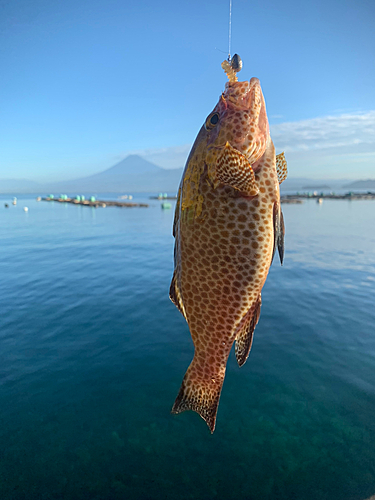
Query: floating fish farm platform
149,195,178,200
41,197,148,208
280,198,303,204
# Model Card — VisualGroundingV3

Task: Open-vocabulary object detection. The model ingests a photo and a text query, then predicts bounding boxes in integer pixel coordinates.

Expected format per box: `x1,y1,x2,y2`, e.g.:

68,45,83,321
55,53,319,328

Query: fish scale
170,58,287,433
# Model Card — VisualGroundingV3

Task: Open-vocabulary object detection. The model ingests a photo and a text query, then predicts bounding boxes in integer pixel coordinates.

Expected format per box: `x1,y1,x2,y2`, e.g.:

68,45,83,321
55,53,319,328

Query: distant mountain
343,179,375,189
82,154,163,179
47,155,161,190
44,155,182,193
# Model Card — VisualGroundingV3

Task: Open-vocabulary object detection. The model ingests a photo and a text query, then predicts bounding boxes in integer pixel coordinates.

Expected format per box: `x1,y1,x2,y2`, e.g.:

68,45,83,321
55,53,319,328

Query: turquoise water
0,194,374,500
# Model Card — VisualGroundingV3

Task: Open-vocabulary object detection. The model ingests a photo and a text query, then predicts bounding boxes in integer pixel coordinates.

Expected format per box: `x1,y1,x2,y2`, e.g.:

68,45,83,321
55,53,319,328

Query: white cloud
270,111,375,179
271,111,375,153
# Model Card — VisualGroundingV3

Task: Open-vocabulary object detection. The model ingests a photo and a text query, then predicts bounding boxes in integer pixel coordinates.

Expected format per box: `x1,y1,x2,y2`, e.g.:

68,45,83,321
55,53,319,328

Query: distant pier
41,196,148,208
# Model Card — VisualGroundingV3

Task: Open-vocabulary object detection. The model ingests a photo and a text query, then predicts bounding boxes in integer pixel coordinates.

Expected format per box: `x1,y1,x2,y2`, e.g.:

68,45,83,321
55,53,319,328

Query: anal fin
276,152,288,184
216,142,259,196
235,294,262,367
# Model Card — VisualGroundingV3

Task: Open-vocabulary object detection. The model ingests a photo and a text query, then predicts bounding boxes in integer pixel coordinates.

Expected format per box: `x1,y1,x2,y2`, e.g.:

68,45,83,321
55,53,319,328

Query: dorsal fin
276,152,288,184
235,294,262,367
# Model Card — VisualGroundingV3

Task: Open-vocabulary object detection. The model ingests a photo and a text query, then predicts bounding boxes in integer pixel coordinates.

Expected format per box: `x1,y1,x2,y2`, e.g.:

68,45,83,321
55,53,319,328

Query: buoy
161,202,172,209
23,207,29,212
4,204,9,208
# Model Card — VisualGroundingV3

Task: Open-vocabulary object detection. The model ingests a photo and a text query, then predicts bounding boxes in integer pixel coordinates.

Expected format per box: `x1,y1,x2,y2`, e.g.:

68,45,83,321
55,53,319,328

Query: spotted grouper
169,55,288,433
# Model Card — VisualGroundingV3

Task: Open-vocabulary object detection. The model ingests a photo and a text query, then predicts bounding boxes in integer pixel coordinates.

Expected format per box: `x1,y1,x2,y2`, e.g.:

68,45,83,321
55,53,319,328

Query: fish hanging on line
169,54,288,433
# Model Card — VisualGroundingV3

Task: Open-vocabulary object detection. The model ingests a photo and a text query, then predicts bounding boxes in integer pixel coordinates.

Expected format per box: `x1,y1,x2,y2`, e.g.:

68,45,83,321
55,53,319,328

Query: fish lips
224,77,264,112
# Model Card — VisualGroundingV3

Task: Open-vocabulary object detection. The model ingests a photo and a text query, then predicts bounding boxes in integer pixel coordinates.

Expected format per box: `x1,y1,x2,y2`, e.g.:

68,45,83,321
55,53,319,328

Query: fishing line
228,0,232,61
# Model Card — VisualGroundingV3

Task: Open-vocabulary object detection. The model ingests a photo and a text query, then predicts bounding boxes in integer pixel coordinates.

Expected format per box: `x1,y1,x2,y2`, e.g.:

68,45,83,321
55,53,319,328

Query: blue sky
1,0,374,182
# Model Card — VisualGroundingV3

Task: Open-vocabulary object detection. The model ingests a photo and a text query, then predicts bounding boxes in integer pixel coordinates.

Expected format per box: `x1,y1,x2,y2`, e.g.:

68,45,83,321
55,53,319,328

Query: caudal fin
171,362,226,433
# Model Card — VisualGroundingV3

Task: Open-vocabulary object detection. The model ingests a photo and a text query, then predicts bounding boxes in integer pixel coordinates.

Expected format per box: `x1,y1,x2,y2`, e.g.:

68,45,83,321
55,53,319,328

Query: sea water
0,194,374,500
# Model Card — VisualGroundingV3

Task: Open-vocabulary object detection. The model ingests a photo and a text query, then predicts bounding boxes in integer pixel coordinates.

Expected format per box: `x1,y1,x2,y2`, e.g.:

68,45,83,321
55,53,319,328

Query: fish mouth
224,77,269,164
248,77,269,135
224,77,263,115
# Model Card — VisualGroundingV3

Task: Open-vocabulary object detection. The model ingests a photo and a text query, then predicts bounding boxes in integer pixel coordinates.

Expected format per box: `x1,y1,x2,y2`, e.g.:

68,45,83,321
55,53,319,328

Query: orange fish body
170,61,287,433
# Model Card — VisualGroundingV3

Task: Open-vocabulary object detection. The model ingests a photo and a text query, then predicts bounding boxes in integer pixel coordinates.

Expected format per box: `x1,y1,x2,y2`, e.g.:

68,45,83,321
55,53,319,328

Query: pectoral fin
272,202,285,265
235,294,262,367
216,142,259,196
276,152,288,184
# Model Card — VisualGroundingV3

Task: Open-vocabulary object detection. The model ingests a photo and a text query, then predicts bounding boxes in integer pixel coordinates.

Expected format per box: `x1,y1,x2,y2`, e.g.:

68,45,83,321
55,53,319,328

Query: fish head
180,74,272,216
205,77,269,170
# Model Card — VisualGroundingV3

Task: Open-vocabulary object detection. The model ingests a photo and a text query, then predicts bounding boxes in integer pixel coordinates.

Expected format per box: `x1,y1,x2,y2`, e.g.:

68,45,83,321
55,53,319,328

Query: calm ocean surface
0,193,374,500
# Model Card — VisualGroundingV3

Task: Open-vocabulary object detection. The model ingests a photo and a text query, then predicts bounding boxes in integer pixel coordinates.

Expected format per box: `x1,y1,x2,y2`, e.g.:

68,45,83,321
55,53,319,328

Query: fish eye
205,112,220,130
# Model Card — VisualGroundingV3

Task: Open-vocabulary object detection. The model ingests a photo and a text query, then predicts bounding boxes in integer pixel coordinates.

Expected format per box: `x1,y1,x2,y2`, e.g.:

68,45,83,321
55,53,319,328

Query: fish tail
171,358,226,433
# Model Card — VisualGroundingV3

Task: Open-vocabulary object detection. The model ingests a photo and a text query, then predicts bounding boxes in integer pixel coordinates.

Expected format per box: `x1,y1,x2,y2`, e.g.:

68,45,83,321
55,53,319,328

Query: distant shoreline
281,191,375,203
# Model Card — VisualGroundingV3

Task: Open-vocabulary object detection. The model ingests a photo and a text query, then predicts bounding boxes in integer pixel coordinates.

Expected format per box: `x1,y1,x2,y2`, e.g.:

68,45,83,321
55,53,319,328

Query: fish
169,56,288,433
